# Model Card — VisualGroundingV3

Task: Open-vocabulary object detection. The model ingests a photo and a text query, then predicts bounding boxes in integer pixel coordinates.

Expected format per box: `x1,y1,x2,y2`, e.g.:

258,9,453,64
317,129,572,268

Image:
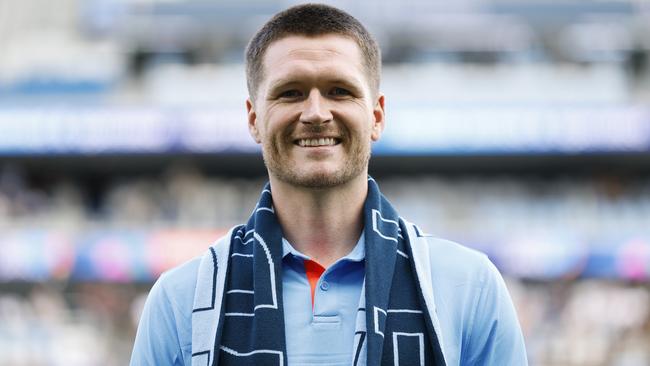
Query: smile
295,137,341,147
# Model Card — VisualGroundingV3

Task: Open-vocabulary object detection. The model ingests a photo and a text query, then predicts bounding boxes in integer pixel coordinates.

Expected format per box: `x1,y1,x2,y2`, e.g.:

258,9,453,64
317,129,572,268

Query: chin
273,167,362,189
263,142,371,189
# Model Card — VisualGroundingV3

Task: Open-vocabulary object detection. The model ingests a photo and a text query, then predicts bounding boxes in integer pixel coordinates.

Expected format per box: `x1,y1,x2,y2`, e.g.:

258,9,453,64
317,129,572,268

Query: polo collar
281,230,366,262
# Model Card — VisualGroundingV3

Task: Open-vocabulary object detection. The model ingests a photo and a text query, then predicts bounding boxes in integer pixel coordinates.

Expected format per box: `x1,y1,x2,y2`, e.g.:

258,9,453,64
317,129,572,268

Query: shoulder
412,234,510,315
156,256,202,302
410,231,496,287
147,255,204,338
131,229,236,366
155,227,235,305
404,221,499,308
416,236,510,313
406,229,527,364
130,256,203,365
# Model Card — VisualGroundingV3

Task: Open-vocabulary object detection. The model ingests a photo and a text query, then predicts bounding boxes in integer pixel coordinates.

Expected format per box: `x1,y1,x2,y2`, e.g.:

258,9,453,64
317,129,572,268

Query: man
130,4,528,366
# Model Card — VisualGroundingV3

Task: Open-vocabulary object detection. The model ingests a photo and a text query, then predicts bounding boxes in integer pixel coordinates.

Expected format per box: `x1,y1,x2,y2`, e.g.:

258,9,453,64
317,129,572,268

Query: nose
300,89,332,124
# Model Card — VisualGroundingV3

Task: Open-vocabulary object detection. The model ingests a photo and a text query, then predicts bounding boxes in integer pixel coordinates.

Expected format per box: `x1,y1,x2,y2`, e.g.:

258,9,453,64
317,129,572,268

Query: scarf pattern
191,178,446,366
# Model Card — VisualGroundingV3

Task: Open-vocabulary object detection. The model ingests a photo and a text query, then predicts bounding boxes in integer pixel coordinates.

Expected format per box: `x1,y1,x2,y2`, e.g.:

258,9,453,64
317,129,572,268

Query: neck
269,173,368,268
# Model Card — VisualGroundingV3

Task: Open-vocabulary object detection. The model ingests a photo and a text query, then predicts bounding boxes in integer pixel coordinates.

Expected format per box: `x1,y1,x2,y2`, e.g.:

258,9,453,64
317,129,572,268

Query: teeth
297,138,336,147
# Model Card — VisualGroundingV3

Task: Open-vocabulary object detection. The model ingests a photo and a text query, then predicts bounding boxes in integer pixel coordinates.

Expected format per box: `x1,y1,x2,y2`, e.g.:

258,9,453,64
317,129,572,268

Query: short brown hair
245,3,381,100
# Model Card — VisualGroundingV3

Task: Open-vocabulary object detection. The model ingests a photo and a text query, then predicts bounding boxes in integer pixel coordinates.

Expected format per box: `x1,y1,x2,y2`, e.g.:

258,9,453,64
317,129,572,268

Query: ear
246,98,261,144
371,94,385,141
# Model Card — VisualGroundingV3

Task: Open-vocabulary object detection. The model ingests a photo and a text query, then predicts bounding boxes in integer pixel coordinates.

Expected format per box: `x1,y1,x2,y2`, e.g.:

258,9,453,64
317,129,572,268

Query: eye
278,89,303,99
330,87,352,97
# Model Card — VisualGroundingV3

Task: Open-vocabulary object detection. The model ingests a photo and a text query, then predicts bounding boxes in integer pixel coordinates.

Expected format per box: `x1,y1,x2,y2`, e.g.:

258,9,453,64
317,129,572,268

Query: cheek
265,107,295,130
260,113,293,150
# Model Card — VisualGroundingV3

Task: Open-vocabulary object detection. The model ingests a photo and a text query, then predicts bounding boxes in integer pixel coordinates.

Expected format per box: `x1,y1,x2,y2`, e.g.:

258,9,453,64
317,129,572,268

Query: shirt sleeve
462,257,529,365
130,274,185,366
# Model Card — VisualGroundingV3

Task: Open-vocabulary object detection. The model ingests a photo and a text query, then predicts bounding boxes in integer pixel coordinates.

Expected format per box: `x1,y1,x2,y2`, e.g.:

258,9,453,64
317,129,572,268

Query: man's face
246,34,385,189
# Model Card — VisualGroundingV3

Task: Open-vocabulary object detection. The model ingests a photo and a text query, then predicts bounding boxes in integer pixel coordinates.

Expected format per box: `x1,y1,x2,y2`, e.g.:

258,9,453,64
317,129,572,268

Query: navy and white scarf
191,178,447,365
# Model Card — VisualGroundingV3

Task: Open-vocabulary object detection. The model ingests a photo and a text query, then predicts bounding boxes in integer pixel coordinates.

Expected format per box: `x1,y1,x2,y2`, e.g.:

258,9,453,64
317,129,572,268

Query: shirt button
320,280,330,291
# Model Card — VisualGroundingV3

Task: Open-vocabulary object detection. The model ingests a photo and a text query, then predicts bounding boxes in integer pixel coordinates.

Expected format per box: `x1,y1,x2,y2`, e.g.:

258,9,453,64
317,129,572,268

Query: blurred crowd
2,165,649,238
0,283,144,366
510,279,650,366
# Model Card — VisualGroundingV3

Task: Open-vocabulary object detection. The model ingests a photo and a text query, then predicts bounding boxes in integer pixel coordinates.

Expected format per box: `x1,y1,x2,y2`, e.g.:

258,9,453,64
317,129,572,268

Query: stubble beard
262,127,371,189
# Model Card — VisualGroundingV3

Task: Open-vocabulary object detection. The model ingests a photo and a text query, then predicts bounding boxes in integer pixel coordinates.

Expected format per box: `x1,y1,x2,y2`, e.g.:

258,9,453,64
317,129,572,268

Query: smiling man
130,4,528,366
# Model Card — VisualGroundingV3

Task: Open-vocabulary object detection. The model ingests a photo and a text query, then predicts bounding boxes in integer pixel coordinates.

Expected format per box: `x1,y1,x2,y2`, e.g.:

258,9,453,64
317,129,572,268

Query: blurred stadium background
1,0,650,365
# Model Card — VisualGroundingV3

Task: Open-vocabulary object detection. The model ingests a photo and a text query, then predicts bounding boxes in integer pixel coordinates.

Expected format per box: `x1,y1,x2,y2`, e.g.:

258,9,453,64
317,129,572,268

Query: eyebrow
266,75,366,95
266,79,300,93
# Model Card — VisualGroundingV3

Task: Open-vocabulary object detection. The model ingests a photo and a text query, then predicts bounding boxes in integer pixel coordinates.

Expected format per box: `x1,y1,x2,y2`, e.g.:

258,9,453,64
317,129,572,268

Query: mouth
293,137,342,147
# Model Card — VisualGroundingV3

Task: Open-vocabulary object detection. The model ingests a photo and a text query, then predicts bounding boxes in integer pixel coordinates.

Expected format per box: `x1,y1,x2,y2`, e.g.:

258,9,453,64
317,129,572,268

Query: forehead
260,34,366,86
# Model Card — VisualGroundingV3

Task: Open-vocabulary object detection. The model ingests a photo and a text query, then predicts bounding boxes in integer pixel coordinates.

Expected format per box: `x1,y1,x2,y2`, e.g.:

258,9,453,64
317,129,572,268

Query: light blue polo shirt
130,232,528,365
281,233,365,366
